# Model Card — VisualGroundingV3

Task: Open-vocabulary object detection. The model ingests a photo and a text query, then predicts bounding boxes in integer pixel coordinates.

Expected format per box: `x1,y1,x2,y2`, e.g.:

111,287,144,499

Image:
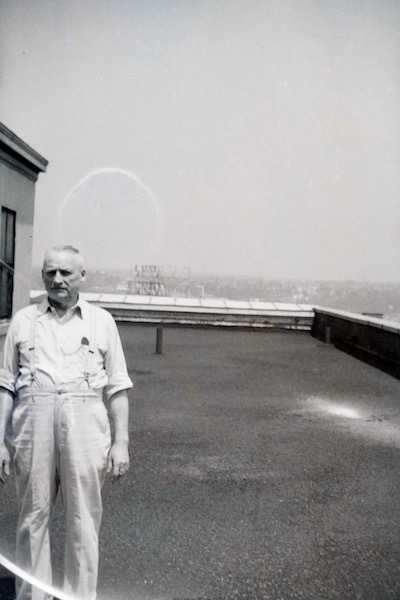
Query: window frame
0,206,16,320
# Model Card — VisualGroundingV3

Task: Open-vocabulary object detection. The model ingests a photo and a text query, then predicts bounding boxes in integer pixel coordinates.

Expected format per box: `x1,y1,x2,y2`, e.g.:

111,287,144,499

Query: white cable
0,553,77,600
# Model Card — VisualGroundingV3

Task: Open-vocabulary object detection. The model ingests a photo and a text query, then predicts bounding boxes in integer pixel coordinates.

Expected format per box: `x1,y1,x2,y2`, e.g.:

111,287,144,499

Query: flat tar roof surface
1,326,400,600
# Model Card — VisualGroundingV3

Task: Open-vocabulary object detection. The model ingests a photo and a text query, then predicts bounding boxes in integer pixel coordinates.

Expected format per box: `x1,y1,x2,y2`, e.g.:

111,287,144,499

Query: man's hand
107,442,129,479
0,444,10,484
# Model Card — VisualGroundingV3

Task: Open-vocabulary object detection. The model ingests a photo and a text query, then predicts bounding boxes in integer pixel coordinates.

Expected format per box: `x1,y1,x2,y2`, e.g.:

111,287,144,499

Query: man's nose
53,271,63,284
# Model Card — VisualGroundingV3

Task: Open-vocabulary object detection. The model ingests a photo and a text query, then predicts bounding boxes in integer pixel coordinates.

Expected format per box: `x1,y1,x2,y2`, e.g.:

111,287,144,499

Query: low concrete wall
31,291,315,331
311,308,400,378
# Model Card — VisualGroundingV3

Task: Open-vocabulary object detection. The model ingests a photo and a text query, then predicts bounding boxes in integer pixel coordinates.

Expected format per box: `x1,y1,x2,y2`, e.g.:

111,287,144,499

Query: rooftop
0,122,48,177
1,324,400,599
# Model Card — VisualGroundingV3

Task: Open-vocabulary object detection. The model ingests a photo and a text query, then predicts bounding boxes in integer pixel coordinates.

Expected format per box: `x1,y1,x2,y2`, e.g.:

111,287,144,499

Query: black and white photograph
0,2,400,599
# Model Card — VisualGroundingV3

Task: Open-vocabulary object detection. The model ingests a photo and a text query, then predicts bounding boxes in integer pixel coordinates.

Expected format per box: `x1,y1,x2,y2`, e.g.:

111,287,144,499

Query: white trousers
10,388,111,600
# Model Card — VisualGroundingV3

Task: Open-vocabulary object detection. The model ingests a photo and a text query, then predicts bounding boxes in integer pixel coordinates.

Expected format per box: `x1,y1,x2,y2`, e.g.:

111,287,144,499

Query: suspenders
28,303,96,389
28,305,38,384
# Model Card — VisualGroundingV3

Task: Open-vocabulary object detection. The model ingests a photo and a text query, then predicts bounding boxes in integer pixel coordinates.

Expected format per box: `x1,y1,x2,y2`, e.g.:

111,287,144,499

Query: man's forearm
107,390,130,477
0,387,13,482
0,387,13,442
109,390,129,445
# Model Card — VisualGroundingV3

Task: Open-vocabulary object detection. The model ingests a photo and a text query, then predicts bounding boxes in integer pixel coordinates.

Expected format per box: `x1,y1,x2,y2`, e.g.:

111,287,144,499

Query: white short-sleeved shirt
0,297,133,400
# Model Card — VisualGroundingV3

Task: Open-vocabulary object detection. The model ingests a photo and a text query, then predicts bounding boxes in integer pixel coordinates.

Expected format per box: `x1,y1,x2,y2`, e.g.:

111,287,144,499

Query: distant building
0,123,48,340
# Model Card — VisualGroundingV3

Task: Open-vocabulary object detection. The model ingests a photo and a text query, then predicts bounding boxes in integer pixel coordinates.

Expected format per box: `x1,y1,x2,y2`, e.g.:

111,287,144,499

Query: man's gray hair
43,245,84,268
49,244,81,255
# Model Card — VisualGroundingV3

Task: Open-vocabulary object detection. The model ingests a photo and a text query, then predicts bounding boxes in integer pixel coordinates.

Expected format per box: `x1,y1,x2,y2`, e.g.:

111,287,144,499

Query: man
0,245,133,600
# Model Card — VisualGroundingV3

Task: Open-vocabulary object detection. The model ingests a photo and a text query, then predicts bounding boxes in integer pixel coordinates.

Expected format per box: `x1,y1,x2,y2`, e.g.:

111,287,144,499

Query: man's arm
0,387,13,484
107,389,130,478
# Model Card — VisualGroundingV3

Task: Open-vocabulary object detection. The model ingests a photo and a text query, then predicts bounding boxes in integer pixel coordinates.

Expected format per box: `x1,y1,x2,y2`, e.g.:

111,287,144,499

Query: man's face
42,250,86,308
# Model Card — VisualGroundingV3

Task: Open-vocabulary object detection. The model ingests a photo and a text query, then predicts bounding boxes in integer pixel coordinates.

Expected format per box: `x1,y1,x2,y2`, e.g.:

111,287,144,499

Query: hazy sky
1,0,399,281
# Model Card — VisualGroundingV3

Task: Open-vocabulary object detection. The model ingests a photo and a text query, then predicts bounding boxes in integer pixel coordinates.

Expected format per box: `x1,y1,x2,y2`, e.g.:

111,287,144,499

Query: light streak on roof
323,405,361,420
310,398,362,420
305,397,400,448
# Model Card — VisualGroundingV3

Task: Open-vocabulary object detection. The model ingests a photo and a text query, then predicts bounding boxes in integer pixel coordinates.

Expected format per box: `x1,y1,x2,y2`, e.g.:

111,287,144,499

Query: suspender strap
28,304,38,379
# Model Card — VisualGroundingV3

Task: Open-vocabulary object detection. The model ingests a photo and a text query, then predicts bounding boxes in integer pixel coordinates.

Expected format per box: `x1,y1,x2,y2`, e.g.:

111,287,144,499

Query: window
0,207,16,319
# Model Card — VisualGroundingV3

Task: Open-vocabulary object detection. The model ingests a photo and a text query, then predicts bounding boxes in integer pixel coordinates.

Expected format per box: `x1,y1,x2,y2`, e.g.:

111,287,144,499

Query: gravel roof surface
1,325,400,600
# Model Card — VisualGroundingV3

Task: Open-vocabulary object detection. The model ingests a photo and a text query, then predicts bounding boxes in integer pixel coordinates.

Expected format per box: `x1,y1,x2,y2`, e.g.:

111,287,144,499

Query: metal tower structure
132,265,168,296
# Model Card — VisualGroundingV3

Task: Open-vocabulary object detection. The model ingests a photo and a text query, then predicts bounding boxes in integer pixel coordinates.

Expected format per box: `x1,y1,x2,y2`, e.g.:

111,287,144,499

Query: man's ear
81,269,87,282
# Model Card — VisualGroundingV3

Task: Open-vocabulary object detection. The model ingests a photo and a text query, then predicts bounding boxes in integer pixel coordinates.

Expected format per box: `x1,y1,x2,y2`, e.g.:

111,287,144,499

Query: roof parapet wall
31,291,315,331
312,307,400,379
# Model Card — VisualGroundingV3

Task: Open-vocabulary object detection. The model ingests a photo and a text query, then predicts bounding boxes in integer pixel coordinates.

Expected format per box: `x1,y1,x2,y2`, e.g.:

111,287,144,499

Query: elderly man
0,245,133,600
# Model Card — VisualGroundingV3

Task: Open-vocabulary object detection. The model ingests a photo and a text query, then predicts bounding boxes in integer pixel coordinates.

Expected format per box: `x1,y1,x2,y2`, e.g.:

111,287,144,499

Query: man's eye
60,271,72,276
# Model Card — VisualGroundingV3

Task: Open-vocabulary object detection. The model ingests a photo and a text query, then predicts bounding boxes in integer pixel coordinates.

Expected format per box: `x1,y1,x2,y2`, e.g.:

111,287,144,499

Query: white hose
0,553,77,600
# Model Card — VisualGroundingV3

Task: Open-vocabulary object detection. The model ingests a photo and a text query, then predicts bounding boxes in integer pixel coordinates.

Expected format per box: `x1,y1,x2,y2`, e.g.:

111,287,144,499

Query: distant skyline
1,0,399,281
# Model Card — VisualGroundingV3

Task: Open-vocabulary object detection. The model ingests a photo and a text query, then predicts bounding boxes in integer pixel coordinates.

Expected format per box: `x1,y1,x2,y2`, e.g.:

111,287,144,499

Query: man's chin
49,290,69,301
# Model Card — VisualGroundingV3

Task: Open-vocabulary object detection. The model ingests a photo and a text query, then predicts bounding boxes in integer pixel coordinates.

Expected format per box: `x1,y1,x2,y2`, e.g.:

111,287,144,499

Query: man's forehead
43,250,83,270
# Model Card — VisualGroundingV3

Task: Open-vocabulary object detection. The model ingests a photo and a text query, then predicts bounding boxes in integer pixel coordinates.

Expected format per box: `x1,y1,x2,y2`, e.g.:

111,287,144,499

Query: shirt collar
38,295,85,319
